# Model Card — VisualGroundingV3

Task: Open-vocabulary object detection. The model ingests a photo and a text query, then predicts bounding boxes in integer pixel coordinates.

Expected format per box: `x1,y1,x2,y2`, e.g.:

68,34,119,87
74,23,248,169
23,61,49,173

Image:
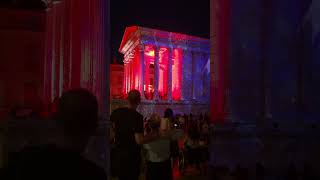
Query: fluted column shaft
139,44,145,100
154,46,160,100
167,47,173,101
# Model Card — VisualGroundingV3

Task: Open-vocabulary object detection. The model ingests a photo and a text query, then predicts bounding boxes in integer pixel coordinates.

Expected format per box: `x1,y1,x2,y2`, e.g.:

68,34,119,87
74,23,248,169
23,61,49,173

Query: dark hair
164,108,174,118
57,88,98,136
128,90,141,105
188,124,200,140
148,114,160,130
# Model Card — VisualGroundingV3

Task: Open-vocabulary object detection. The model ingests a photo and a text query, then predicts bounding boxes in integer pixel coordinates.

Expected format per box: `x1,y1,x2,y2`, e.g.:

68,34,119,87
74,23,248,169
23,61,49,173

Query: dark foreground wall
210,0,320,177
228,0,315,123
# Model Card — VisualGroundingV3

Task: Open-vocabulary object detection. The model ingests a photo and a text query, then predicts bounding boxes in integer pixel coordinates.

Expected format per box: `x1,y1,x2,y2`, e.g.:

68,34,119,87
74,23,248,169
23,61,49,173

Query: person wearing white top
143,114,183,180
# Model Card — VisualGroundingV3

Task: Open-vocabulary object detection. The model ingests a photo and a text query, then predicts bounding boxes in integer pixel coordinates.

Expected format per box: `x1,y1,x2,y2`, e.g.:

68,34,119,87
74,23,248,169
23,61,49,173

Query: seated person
143,114,183,180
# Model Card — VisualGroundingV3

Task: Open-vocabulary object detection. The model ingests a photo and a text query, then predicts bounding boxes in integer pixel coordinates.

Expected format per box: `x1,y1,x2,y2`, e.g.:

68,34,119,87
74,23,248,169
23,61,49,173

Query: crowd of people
3,88,212,180
2,88,319,180
109,89,211,180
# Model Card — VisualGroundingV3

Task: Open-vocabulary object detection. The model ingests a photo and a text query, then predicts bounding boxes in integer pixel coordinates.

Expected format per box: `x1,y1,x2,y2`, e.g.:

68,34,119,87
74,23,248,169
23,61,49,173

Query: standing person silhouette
110,90,161,180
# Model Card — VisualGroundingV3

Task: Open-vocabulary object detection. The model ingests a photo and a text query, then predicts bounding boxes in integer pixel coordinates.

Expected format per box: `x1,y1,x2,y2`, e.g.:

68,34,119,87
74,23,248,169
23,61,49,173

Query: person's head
127,90,141,109
57,88,98,151
148,113,161,131
164,108,174,119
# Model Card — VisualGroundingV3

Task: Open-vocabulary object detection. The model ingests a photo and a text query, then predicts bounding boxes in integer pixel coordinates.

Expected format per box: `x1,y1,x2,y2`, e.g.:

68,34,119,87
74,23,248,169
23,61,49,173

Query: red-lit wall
110,64,124,98
0,0,108,118
0,8,46,118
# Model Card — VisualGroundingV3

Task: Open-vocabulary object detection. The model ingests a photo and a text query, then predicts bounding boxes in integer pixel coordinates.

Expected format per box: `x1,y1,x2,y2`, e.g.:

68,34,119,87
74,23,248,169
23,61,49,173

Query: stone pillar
144,56,150,99
197,52,207,100
126,59,130,91
56,2,64,97
167,47,173,102
126,62,129,93
181,49,190,102
154,46,160,101
139,44,145,100
62,0,72,91
129,59,133,90
211,0,230,122
131,58,134,90
85,0,110,174
192,51,197,100
123,62,127,95
51,2,58,100
125,62,128,94
180,49,192,101
44,3,54,104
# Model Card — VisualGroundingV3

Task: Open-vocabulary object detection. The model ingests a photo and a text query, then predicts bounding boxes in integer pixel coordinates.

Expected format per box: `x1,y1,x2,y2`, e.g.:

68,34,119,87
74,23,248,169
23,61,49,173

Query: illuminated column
131,58,134,90
181,49,188,101
192,51,196,100
51,3,57,100
123,62,127,95
56,1,64,97
167,47,173,101
154,46,160,100
211,0,230,121
139,44,145,100
193,51,202,100
126,62,129,93
144,55,150,98
130,59,133,90
126,59,129,91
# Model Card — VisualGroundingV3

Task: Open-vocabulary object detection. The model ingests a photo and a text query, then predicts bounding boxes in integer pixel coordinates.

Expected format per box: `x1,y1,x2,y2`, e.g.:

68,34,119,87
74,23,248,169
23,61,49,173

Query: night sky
111,0,210,63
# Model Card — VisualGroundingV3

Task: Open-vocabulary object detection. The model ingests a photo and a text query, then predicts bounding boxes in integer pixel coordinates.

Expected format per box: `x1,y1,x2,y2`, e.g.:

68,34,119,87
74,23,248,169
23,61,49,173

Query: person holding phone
143,113,183,180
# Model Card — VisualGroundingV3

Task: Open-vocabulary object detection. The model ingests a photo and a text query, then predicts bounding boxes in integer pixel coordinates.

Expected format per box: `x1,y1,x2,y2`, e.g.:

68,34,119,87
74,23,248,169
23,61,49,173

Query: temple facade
112,26,210,116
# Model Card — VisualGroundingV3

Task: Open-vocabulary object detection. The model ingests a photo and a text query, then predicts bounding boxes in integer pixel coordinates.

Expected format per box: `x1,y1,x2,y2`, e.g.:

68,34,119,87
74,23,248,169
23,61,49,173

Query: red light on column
172,48,182,100
158,47,168,100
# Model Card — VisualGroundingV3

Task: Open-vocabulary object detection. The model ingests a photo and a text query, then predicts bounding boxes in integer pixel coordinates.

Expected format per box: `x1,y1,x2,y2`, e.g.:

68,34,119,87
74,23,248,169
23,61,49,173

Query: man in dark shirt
110,90,160,180
4,89,108,180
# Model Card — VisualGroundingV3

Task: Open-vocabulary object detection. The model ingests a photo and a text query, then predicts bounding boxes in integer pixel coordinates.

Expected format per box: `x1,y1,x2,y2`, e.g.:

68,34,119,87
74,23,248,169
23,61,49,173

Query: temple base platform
111,99,209,117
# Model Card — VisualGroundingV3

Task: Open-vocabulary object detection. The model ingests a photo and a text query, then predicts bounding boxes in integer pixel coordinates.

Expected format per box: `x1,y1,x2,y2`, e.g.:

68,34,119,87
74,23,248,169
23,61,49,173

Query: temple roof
119,26,209,54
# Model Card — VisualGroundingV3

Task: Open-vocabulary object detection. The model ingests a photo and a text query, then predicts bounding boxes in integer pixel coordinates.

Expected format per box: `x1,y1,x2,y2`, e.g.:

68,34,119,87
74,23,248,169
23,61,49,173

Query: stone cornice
120,26,210,56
